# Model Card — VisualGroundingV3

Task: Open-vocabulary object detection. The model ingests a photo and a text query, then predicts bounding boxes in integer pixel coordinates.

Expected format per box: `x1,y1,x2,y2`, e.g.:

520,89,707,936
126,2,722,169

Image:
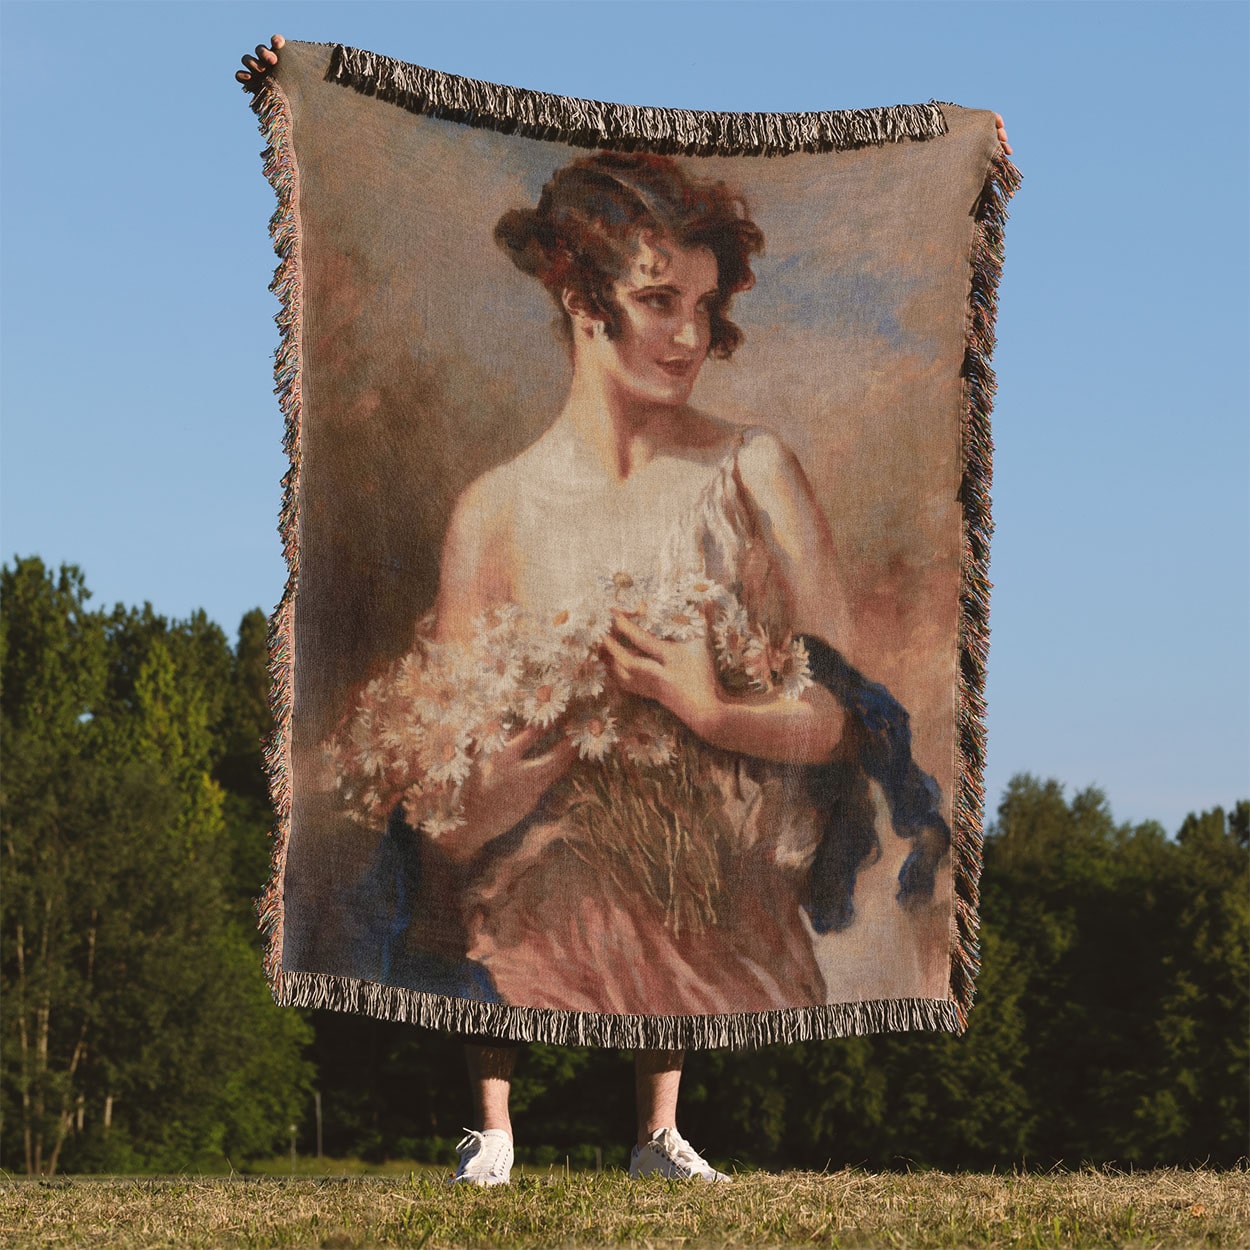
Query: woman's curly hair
494,152,764,359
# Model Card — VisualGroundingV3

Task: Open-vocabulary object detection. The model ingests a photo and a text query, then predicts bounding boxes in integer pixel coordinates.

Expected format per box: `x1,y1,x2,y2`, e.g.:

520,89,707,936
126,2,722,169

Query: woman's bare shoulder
443,463,519,570
437,464,518,632
735,424,803,476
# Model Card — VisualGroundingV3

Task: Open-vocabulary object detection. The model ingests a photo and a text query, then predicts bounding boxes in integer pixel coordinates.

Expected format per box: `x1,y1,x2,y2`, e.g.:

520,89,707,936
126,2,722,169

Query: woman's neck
557,363,681,484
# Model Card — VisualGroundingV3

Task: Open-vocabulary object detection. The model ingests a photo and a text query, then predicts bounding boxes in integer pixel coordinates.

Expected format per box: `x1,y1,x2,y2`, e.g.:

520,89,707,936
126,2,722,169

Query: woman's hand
236,34,285,89
438,720,578,865
600,608,723,739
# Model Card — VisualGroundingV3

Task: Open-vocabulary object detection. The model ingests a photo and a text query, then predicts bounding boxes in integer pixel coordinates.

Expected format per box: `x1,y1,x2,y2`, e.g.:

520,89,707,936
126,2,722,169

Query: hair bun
493,207,551,280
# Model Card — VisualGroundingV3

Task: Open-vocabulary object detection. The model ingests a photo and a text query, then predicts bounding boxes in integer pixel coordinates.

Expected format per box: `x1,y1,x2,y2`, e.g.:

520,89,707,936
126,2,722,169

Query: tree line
2,557,1245,1174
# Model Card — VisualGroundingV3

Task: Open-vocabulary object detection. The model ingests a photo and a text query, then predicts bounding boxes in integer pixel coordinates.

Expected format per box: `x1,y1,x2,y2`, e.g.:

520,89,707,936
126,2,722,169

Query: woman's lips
657,358,695,378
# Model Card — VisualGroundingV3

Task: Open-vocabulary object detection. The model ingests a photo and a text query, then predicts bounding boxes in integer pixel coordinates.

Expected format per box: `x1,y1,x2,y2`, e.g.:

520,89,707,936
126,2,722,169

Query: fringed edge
324,43,948,156
952,151,1022,1028
250,78,304,1003
277,969,962,1049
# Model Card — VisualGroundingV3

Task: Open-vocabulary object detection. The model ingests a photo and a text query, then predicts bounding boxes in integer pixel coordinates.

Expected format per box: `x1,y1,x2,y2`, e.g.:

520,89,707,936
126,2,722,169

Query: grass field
1,1166,1247,1249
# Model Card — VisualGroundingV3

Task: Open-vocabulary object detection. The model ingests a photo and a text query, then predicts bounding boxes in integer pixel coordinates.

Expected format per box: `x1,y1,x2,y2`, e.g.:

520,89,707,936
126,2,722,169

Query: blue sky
2,1,1246,834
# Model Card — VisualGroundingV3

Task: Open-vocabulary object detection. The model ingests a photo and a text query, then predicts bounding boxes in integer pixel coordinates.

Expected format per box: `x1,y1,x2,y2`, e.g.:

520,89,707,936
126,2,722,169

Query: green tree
0,559,312,1173
214,608,278,928
979,776,1248,1166
1,559,108,1173
1141,803,1249,1162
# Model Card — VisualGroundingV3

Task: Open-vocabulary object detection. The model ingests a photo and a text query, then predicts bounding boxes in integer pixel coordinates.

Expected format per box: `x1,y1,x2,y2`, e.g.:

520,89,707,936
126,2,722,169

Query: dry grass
1,1166,1247,1249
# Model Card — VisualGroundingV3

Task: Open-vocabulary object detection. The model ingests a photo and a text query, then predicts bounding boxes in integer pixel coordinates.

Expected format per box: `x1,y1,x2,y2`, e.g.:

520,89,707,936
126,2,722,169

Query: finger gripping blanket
249,40,1019,1048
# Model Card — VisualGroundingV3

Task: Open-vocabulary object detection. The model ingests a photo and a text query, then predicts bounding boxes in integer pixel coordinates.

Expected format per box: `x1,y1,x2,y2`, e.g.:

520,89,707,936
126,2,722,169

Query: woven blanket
249,41,1019,1048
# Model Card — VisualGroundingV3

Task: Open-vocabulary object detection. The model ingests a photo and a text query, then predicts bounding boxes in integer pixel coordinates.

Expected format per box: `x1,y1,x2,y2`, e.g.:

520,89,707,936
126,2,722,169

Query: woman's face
598,233,718,407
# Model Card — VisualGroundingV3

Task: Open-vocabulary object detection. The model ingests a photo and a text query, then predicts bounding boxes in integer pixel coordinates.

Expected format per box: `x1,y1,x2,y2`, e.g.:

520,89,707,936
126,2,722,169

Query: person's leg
634,1048,684,1145
465,1042,518,1138
631,1049,728,1180
454,1041,519,1185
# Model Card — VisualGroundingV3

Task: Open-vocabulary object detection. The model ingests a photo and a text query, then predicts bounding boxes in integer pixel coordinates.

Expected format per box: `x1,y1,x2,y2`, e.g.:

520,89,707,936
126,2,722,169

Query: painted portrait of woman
291,143,958,1024
266,63,1005,1035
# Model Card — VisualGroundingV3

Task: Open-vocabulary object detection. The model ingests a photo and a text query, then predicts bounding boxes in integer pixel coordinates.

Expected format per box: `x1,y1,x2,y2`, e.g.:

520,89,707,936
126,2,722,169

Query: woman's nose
672,317,699,349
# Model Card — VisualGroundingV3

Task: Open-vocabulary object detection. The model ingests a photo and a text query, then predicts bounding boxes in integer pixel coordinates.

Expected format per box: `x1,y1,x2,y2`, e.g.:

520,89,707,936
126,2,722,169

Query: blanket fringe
250,77,304,998
278,969,961,1048
952,151,1022,1028
325,43,947,155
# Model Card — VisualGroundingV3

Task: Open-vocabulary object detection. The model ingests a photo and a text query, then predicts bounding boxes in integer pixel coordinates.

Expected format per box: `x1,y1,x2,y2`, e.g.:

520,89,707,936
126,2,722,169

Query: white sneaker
452,1127,513,1186
629,1127,730,1181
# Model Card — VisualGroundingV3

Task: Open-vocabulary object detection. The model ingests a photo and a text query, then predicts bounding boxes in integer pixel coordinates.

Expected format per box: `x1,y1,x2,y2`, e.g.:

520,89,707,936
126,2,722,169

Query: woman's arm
431,475,514,645
604,609,845,765
427,478,576,863
733,428,853,658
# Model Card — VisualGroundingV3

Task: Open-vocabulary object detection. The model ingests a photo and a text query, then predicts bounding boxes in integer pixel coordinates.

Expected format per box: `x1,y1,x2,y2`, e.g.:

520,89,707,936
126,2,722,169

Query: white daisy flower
393,652,428,703
546,605,581,642
713,603,752,669
544,601,611,658
740,625,775,692
384,755,411,785
400,780,438,831
671,572,728,608
568,653,608,700
651,595,708,641
378,707,424,755
360,786,391,827
360,676,389,710
346,710,388,778
489,602,524,630
475,638,524,703
522,634,583,695
417,720,473,786
618,713,677,768
471,714,515,757
568,707,619,761
573,602,612,649
413,660,466,725
599,569,657,614
422,799,468,840
777,636,815,700
518,671,572,728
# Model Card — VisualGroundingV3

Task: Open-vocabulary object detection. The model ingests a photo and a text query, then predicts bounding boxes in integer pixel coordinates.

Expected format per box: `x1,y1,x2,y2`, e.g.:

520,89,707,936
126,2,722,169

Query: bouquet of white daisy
321,570,813,840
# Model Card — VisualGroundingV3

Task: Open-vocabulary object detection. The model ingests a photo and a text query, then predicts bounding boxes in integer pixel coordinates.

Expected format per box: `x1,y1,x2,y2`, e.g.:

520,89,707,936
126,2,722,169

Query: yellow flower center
535,684,553,705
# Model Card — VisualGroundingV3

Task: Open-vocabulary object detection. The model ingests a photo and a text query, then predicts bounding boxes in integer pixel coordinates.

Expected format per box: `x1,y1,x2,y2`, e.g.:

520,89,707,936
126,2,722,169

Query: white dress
418,424,831,1015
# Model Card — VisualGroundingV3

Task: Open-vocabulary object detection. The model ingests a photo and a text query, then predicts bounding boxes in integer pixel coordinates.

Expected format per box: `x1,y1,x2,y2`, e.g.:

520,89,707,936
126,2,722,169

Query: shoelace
658,1129,711,1176
456,1128,510,1178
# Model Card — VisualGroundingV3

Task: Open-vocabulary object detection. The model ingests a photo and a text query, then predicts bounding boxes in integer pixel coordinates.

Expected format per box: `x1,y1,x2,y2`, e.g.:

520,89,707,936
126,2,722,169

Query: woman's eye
639,292,672,310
